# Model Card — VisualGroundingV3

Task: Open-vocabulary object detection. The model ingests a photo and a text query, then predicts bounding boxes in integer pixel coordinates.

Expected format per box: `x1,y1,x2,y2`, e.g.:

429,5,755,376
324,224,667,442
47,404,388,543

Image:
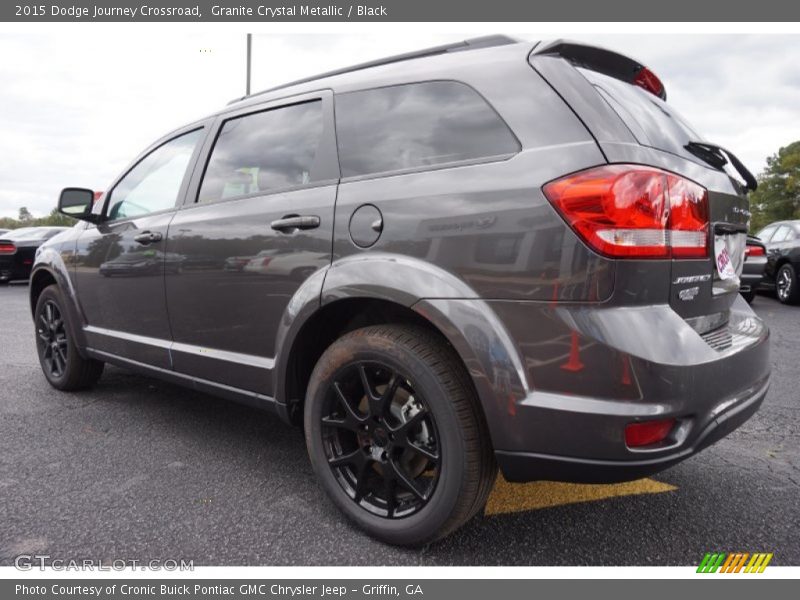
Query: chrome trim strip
83,325,275,369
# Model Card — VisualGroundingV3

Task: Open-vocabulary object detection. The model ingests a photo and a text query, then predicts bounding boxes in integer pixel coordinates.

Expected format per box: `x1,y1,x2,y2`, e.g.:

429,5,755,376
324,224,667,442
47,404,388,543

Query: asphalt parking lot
1,282,798,566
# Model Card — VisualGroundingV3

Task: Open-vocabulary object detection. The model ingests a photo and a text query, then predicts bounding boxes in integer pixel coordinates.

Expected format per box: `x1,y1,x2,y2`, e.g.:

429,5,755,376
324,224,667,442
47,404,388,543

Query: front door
164,92,339,395
74,127,206,368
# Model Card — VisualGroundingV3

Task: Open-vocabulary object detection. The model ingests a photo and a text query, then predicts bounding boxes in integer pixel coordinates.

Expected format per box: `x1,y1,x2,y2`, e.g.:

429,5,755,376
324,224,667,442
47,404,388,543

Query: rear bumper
482,295,769,483
496,374,769,483
0,255,33,282
420,293,770,484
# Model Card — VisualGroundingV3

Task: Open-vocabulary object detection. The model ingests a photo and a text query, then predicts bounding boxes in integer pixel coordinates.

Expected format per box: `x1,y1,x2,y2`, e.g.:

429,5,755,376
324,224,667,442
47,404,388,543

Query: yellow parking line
485,475,677,516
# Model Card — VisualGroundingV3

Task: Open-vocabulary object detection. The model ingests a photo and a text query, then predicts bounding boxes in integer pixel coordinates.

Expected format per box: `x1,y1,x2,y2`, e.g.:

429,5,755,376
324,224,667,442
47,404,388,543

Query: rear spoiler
532,39,666,101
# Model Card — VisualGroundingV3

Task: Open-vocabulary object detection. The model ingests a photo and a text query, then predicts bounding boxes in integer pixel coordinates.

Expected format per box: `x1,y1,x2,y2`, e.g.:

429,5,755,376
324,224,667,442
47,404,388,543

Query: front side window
198,100,324,204
335,81,520,178
107,129,203,221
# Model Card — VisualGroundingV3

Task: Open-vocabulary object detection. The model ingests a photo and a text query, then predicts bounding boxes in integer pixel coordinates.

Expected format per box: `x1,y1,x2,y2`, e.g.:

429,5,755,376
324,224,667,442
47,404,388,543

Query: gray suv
32,37,770,545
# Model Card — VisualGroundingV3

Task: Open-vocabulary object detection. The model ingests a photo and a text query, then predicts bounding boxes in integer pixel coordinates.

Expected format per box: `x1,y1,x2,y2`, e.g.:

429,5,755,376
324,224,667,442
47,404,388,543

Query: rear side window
335,81,519,178
756,225,777,242
580,68,701,159
199,100,324,203
771,225,792,242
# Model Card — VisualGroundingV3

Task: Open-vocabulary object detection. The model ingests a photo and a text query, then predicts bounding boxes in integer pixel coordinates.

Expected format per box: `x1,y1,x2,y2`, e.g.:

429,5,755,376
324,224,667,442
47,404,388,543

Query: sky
1,31,799,218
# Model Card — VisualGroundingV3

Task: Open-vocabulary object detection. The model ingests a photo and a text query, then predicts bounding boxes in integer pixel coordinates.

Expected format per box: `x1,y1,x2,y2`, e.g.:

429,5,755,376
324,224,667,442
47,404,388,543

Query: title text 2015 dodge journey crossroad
32,37,770,545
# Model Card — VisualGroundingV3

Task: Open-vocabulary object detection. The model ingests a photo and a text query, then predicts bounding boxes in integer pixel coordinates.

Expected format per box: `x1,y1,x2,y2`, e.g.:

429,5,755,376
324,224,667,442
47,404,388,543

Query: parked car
30,37,770,545
0,227,69,283
740,235,767,303
0,228,9,237
752,220,800,304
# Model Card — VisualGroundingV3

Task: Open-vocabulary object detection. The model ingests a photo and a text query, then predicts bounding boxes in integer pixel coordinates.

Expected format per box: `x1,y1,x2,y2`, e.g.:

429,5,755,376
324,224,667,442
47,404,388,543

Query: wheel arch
273,253,530,450
29,254,89,358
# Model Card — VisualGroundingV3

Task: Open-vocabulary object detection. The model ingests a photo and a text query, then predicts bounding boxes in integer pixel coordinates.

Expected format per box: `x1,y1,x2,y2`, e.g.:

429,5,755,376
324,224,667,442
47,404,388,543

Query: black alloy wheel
36,299,69,378
305,324,497,546
34,284,104,390
321,361,441,519
776,264,799,304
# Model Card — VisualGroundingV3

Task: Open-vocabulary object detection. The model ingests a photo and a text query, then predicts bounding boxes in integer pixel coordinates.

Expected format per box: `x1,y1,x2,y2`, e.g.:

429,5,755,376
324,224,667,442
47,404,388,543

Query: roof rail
227,35,520,105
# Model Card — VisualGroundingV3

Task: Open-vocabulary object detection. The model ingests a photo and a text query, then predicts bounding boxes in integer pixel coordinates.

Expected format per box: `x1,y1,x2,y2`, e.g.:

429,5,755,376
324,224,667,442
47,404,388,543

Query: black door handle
133,231,163,245
270,215,320,233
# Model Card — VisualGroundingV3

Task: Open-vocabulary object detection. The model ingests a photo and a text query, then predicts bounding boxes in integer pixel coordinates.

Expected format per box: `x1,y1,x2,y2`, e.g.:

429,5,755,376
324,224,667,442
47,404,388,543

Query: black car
30,38,770,545
0,227,69,283
753,220,800,304
740,235,767,303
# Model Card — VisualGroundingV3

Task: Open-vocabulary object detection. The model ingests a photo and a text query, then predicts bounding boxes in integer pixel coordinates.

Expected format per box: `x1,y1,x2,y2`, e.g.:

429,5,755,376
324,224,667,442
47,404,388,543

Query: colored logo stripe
697,552,773,573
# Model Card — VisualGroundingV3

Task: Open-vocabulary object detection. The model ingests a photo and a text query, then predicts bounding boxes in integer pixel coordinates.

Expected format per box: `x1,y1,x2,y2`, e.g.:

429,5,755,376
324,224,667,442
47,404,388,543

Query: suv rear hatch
530,40,756,330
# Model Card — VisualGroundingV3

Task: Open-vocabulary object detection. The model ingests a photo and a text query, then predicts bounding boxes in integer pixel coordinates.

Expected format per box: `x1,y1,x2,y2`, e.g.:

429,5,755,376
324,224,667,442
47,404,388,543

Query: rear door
164,91,339,395
73,126,207,368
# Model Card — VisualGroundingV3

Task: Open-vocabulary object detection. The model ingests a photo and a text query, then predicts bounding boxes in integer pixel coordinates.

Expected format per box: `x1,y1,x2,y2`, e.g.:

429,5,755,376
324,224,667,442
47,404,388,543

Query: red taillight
633,67,665,99
745,244,765,258
543,165,709,259
625,419,676,448
0,242,16,255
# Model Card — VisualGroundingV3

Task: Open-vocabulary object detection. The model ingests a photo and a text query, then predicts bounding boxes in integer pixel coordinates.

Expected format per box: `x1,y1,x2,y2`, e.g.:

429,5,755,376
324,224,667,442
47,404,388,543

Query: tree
749,141,800,232
18,206,33,223
40,207,75,227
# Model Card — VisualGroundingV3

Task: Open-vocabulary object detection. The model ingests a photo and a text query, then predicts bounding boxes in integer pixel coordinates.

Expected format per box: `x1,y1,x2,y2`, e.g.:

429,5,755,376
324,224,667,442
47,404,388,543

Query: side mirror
58,188,99,222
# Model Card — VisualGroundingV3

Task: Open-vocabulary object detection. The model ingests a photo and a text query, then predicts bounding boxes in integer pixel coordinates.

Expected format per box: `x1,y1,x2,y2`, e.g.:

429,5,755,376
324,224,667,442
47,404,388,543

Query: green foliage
1,207,77,231
18,206,33,222
750,141,800,232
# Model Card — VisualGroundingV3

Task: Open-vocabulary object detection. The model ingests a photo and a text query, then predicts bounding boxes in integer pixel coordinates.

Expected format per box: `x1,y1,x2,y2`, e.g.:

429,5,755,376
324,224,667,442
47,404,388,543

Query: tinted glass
772,225,791,242
581,68,702,159
108,129,203,221
199,101,324,203
756,225,777,242
3,227,38,239
335,81,519,177
2,227,64,240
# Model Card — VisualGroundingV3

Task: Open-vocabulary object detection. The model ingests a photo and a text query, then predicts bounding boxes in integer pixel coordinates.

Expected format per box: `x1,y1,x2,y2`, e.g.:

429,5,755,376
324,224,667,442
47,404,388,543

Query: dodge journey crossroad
31,36,770,545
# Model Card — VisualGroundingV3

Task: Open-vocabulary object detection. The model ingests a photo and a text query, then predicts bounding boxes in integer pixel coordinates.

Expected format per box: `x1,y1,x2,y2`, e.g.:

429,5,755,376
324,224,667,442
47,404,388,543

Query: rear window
579,68,702,159
4,228,57,240
335,81,519,178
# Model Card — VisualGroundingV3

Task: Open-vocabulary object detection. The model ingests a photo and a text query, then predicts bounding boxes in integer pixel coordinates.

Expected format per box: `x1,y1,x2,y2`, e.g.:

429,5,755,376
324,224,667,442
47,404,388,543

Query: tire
34,284,104,390
304,324,497,546
740,289,756,304
776,263,800,305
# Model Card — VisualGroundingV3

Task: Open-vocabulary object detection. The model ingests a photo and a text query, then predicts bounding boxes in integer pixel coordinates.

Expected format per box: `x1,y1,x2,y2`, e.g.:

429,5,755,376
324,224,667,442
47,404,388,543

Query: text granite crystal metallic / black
29,36,770,545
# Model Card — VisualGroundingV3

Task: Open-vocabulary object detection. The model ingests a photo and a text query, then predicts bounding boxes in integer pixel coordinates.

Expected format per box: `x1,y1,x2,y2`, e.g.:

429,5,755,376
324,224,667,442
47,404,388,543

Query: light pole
246,33,252,96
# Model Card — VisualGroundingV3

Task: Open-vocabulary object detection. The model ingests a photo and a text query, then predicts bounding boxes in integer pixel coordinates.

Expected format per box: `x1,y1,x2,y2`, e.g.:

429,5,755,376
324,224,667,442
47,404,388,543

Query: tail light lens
0,242,16,254
543,165,709,259
625,418,676,448
745,244,765,258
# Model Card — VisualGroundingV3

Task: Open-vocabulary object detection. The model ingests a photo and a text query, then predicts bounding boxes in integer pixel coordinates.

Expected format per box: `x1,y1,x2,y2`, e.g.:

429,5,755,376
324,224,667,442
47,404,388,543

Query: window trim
101,124,208,224
188,90,339,208
333,79,522,183
338,152,519,184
